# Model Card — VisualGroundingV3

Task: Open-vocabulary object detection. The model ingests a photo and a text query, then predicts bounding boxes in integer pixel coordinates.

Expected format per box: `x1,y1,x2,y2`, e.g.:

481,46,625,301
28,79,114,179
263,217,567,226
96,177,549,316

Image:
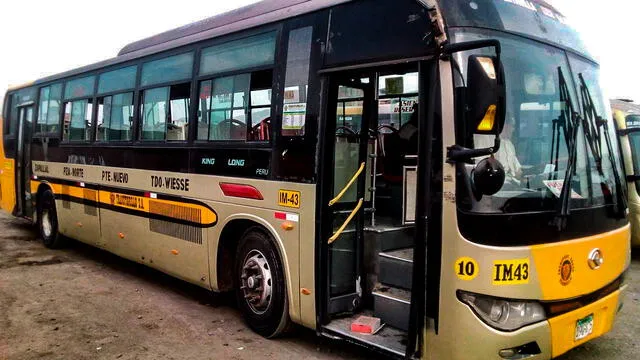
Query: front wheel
235,228,290,338
37,189,66,249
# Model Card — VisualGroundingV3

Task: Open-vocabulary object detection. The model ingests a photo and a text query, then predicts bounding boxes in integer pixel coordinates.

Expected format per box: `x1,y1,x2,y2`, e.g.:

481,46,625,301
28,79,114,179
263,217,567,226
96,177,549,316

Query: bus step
364,226,414,252
379,248,413,290
372,285,411,332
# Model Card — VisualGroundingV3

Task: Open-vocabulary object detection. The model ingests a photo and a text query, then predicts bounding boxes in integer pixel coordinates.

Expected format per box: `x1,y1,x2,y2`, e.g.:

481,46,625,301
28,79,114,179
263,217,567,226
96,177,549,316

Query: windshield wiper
551,67,581,230
577,73,627,216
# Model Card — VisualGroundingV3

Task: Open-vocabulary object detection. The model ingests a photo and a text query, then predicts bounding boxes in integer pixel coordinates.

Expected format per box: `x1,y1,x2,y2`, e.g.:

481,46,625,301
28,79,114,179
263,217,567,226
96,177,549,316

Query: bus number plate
492,258,530,285
574,314,594,341
278,190,301,208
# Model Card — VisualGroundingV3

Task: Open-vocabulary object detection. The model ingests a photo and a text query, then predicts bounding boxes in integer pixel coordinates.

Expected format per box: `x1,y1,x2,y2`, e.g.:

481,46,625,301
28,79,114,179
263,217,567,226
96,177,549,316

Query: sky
0,0,639,106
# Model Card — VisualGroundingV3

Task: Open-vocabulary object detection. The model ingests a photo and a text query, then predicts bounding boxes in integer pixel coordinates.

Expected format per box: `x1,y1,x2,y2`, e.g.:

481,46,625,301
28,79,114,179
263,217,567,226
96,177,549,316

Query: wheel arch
215,214,293,300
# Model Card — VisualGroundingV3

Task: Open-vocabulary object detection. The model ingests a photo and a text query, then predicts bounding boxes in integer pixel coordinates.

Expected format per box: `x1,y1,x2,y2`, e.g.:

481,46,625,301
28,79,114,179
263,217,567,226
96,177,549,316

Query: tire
235,228,290,338
37,189,66,249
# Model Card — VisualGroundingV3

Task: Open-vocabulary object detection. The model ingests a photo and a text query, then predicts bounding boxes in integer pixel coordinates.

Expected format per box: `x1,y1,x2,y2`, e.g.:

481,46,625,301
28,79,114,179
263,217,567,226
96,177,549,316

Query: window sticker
282,103,307,130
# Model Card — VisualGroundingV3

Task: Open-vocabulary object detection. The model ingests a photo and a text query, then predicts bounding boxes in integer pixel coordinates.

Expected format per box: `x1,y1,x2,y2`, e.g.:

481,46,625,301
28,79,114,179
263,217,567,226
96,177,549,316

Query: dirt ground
0,211,638,360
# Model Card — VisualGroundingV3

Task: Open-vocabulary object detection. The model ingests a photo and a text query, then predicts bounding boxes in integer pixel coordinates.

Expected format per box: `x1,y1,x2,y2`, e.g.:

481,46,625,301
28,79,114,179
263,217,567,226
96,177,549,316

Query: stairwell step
379,248,413,290
373,285,411,332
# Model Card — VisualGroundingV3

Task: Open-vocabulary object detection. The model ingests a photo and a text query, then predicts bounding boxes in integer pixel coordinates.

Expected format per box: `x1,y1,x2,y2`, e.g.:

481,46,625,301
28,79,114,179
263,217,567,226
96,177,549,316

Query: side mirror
443,39,507,162
466,55,506,137
472,157,505,199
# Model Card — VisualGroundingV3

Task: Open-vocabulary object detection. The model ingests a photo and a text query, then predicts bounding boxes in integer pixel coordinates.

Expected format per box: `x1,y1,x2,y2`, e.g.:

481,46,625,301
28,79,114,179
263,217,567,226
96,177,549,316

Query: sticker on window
282,103,306,130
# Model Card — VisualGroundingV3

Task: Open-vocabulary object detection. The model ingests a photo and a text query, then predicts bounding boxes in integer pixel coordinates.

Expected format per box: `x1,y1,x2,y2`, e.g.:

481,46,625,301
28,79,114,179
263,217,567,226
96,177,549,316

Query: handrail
329,162,365,206
328,198,363,244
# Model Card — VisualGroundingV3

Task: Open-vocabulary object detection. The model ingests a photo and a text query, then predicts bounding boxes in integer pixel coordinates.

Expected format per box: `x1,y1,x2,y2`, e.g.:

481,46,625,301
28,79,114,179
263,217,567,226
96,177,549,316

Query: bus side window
197,32,277,143
282,26,313,137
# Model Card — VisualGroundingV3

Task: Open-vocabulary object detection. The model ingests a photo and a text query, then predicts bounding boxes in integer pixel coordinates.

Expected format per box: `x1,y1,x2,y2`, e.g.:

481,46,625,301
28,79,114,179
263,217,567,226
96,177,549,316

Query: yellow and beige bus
613,99,640,246
0,0,630,359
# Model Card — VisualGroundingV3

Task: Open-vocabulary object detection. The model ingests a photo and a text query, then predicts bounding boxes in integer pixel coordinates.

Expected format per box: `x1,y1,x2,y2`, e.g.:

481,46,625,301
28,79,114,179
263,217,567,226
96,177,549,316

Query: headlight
458,290,546,331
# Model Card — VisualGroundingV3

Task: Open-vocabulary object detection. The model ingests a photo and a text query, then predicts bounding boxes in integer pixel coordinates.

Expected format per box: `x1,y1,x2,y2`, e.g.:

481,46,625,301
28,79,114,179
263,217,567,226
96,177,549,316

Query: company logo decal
558,255,575,286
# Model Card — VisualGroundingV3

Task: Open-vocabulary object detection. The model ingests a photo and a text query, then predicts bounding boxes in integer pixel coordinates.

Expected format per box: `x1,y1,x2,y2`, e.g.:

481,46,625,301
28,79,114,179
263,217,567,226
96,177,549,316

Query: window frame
95,91,136,143
195,67,275,144
35,83,64,136
60,74,98,144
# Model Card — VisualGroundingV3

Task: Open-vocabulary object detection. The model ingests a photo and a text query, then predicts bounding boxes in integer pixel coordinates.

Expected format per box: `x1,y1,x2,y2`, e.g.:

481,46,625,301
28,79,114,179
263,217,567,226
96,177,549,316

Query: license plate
574,314,594,341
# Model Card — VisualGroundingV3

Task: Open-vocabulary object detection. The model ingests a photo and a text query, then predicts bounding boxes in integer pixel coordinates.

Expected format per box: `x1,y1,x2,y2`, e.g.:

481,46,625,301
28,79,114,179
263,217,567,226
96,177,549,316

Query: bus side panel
206,182,318,327
0,116,17,214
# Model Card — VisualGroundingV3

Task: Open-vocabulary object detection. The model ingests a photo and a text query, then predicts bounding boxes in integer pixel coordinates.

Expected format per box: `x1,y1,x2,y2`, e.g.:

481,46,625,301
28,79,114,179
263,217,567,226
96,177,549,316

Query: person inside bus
474,114,522,187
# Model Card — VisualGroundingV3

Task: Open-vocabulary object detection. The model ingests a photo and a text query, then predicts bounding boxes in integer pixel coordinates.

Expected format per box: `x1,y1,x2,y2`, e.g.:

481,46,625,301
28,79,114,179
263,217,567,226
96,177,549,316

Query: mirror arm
447,137,501,163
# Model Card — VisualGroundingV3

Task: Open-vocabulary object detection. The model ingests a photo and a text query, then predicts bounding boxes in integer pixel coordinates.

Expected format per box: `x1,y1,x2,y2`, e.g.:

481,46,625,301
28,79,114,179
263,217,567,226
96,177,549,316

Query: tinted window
325,0,430,66
37,83,63,133
64,76,96,99
63,99,94,141
8,88,37,136
140,83,191,141
282,27,313,137
141,53,193,87
97,92,134,141
198,70,272,142
98,66,137,94
200,32,276,76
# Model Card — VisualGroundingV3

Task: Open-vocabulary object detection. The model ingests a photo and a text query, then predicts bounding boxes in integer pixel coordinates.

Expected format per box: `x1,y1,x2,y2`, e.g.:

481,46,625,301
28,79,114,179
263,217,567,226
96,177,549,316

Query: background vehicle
0,0,630,359
613,98,640,246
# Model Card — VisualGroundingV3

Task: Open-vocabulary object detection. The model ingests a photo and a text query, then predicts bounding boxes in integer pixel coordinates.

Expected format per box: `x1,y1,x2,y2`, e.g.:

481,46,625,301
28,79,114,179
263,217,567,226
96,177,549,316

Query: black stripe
54,193,216,228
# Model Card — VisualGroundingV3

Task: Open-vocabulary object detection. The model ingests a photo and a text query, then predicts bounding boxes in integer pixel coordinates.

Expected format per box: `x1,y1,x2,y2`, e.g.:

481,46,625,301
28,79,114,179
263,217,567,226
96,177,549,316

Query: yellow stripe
531,225,629,300
31,181,217,226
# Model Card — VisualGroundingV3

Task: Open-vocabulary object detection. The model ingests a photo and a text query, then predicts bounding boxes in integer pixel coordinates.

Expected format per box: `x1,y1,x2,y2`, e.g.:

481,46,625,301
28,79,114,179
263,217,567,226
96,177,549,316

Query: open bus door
15,103,33,218
318,62,437,358
321,75,374,315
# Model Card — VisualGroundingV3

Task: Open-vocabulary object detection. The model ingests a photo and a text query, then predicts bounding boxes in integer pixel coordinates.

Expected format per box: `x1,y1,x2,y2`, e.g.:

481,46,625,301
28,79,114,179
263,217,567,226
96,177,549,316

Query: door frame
319,73,375,317
315,59,441,358
15,102,34,217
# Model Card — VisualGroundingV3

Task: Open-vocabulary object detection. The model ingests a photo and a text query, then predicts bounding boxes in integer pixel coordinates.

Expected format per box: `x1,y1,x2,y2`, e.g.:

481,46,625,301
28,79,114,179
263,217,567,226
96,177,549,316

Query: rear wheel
38,189,65,249
235,228,290,338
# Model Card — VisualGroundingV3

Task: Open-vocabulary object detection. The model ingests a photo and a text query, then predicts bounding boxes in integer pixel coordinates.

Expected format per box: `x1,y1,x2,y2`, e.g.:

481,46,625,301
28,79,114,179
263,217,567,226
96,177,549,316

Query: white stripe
286,213,299,222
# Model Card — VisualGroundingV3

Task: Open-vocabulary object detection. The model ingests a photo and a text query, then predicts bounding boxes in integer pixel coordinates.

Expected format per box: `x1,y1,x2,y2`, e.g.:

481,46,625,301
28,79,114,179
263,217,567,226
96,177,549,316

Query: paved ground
0,211,638,360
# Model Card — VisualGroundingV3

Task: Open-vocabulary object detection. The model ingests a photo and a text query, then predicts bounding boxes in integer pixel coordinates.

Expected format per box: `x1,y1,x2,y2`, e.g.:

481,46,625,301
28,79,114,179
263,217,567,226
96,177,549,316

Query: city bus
612,99,640,247
0,0,630,359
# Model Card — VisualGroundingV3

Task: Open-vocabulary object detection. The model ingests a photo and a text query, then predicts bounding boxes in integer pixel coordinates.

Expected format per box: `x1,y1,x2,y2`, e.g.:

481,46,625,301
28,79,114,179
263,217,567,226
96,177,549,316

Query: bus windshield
440,0,591,57
452,28,623,214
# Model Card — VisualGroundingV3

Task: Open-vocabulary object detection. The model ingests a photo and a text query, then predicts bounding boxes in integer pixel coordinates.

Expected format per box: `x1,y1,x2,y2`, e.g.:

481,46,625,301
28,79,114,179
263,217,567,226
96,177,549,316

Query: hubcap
42,210,52,238
240,250,273,315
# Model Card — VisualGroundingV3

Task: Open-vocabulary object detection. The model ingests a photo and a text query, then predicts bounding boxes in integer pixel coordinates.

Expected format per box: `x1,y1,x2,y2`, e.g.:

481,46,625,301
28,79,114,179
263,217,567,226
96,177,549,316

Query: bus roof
119,0,351,57
24,0,352,90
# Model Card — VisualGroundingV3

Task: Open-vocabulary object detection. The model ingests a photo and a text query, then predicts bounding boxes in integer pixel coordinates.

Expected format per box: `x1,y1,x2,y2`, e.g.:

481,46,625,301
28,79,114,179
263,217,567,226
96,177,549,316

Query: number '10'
457,261,475,276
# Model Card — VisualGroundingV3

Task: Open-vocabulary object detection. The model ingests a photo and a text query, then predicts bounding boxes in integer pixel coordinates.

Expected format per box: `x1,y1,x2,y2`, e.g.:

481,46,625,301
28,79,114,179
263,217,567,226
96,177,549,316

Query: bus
0,0,630,359
612,99,640,247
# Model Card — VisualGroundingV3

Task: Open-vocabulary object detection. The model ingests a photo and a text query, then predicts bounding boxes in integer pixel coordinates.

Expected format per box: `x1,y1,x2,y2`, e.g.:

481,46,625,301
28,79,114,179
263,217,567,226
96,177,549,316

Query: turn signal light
477,105,497,132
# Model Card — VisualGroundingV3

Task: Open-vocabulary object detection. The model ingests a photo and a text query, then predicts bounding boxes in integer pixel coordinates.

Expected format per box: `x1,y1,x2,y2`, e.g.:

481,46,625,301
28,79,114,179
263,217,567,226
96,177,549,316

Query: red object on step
350,315,382,334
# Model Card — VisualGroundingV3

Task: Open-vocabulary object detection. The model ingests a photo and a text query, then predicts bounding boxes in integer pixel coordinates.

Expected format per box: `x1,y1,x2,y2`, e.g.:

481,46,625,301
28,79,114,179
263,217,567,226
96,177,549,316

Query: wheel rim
240,249,273,315
42,209,52,238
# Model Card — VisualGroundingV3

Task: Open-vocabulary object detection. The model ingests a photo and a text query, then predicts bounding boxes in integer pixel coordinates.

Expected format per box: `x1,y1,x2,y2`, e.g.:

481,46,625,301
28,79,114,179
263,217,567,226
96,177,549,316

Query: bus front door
15,104,33,218
323,76,374,315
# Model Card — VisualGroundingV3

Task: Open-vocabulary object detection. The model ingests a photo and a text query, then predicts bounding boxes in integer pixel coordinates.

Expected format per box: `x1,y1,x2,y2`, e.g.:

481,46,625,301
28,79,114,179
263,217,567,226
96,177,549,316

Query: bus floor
323,310,407,357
